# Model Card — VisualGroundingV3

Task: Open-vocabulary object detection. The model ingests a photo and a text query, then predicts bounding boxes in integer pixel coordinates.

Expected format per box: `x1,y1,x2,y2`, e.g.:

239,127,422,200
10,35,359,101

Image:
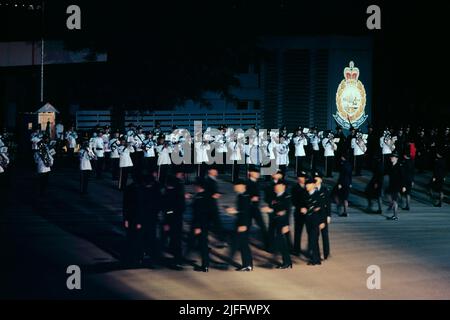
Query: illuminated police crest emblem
334,61,368,129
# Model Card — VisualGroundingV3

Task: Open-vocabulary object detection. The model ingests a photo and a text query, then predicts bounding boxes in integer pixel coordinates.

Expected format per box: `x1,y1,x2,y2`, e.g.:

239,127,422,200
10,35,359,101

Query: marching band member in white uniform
102,126,111,171
93,131,105,179
34,136,54,196
143,131,156,175
79,141,95,194
156,139,173,183
228,134,244,182
309,127,321,171
380,129,396,169
215,127,228,173
65,127,78,160
351,131,367,176
275,136,290,177
322,132,337,178
195,137,211,178
293,128,308,175
118,137,134,190
30,129,42,152
109,131,121,181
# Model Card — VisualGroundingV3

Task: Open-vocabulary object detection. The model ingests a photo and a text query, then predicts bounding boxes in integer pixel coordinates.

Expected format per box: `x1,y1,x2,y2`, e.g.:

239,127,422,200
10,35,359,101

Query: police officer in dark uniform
304,178,322,266
365,157,384,214
204,166,227,247
386,152,404,221
141,174,162,266
162,171,186,270
122,177,147,267
191,178,212,272
227,180,253,271
334,152,352,217
291,171,308,256
314,172,331,260
271,181,292,269
430,149,446,207
400,150,414,211
246,166,269,249
415,128,427,173
264,170,284,252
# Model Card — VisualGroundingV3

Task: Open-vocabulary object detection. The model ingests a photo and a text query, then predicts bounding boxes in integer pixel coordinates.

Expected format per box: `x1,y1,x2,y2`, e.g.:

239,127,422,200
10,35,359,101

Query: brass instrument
356,132,367,153
37,141,53,167
0,147,9,170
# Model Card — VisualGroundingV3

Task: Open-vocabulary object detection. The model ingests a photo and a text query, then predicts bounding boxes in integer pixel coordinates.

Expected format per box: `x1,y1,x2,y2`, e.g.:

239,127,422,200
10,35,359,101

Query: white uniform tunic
55,124,64,140
215,134,227,153
380,137,393,155
265,141,276,160
66,131,78,149
351,138,367,156
79,148,94,171
310,135,320,151
143,139,156,158
134,133,146,152
275,142,290,166
118,145,134,168
228,141,243,161
156,145,173,165
322,138,337,157
195,142,210,163
103,134,111,153
93,137,105,158
109,138,120,159
293,136,308,157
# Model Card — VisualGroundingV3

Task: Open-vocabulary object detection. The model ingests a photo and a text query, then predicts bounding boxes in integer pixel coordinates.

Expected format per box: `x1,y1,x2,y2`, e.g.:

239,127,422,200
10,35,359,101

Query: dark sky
1,0,450,126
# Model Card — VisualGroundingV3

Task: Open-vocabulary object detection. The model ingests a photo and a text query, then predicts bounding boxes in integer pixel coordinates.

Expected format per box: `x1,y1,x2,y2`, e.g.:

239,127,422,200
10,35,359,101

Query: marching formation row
5,122,446,272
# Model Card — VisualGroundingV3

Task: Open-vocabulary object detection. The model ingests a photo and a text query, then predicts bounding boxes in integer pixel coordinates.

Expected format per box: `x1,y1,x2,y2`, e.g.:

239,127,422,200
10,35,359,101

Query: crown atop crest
344,61,360,82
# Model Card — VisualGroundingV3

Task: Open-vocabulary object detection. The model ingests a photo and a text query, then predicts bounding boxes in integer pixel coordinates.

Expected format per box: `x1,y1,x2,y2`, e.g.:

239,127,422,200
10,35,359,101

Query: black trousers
325,156,334,177
209,202,226,242
311,150,320,171
354,155,364,176
236,231,253,268
143,157,157,175
67,148,76,167
193,229,210,268
197,163,208,178
104,152,111,171
143,219,160,262
321,223,330,259
250,203,268,247
306,218,321,264
111,158,120,180
119,166,132,190
275,227,292,266
158,164,170,184
80,170,90,194
132,151,144,181
95,157,104,179
295,156,306,176
267,213,276,251
231,161,241,182
163,213,183,265
293,212,306,254
38,172,50,196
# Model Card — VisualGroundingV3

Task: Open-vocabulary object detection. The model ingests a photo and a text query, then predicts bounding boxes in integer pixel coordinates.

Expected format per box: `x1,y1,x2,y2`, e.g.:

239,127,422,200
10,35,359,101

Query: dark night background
1,0,449,128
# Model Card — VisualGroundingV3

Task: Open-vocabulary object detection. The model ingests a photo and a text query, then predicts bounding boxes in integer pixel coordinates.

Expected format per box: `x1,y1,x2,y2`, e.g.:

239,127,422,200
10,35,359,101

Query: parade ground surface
1,166,450,300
